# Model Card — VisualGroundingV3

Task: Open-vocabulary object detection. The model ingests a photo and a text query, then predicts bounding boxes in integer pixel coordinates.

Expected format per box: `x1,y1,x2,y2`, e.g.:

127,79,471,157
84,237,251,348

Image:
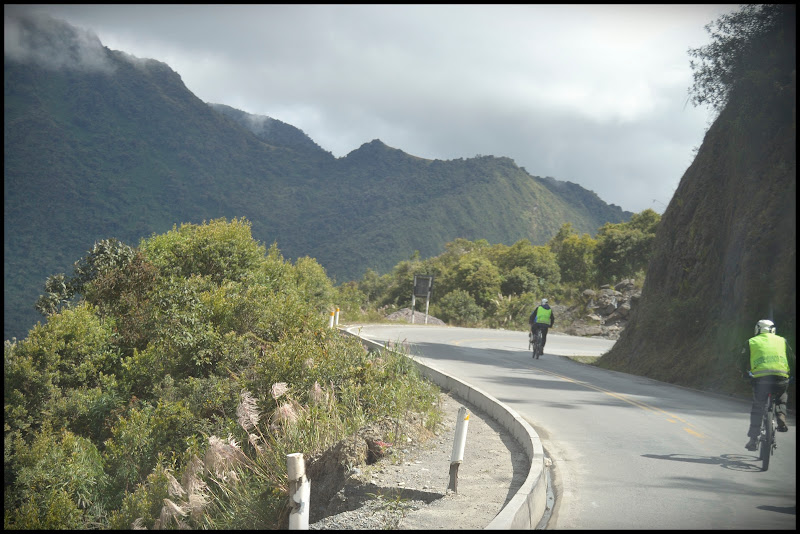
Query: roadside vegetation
5,210,658,528
4,218,439,529
339,209,660,331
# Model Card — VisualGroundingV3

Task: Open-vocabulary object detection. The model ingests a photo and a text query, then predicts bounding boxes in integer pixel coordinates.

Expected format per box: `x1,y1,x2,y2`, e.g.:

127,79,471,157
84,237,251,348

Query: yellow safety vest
535,307,552,324
749,333,790,378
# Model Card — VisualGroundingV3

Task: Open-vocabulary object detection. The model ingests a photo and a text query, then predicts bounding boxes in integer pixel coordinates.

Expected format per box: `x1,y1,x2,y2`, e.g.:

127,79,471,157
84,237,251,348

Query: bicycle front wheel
760,407,774,471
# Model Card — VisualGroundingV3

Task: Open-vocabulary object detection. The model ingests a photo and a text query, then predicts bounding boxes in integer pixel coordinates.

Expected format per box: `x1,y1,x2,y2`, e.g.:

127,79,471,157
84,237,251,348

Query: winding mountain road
349,324,796,529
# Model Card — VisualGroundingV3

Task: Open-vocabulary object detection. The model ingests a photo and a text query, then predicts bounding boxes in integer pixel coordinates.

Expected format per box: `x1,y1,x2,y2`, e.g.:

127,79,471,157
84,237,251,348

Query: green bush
107,461,172,530
501,266,540,296
4,304,119,444
5,425,108,529
434,289,484,325
140,217,268,284
103,399,197,507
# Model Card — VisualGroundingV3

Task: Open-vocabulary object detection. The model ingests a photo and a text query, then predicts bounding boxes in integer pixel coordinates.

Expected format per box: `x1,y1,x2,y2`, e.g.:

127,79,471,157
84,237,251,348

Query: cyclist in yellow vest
529,298,555,356
741,319,794,451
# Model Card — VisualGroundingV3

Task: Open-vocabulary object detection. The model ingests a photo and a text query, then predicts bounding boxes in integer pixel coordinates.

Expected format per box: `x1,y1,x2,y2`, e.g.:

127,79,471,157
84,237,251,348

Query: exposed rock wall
597,18,795,399
562,279,641,340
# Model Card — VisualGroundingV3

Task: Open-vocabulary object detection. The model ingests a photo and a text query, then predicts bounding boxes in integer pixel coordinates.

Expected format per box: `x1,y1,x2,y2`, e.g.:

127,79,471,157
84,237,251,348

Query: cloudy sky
8,4,740,214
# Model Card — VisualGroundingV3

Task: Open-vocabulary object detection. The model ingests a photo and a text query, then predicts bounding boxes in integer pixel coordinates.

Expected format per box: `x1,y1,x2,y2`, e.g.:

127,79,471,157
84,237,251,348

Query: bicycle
529,329,543,359
757,390,778,472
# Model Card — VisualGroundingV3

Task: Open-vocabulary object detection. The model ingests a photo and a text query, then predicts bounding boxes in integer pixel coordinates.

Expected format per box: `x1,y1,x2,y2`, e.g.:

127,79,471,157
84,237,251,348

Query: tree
71,238,137,294
595,209,660,282
627,208,660,233
5,426,108,529
34,274,71,317
547,223,577,257
293,256,335,313
357,268,386,303
527,246,561,290
490,239,533,271
451,254,502,308
35,238,136,317
688,4,796,112
379,258,422,308
501,266,540,296
557,233,597,287
8,218,442,529
490,240,561,291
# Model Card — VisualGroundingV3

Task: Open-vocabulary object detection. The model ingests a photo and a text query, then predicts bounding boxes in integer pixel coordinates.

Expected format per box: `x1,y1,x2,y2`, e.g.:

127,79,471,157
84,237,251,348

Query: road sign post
412,275,434,324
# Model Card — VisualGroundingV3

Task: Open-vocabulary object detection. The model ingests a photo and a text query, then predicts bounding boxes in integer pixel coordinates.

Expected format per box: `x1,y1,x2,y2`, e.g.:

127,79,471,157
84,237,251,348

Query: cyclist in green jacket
529,298,555,354
740,319,795,451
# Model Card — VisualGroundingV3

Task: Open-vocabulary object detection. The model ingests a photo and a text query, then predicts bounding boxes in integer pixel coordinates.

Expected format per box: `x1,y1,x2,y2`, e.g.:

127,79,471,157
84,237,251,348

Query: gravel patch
309,390,529,530
385,308,446,326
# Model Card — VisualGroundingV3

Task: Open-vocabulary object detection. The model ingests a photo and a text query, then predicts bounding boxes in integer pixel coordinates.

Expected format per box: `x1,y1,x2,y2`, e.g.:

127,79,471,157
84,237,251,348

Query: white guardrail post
335,307,340,326
287,452,310,529
448,406,470,493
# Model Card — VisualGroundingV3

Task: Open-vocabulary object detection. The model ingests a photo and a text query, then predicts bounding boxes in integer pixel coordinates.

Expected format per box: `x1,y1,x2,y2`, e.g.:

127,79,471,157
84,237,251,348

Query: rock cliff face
598,46,795,400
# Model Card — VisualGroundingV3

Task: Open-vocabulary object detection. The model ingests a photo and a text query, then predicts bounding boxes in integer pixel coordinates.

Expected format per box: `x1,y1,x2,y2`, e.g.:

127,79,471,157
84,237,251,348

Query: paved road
351,324,797,530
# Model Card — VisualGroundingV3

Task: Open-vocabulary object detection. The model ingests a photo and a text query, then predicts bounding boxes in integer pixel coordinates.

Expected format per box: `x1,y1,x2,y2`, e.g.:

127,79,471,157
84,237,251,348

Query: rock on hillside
561,279,642,340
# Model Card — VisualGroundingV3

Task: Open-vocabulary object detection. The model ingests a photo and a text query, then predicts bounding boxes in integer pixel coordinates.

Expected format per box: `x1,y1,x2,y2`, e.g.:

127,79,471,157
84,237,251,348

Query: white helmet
755,319,775,335
541,298,548,305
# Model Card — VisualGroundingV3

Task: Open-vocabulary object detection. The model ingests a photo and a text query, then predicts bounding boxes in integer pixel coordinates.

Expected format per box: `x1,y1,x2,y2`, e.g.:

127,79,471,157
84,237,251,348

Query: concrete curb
343,329,547,530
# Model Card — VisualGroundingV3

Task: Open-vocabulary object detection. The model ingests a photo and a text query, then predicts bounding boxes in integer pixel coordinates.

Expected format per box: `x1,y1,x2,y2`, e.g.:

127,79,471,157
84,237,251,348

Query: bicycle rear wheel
529,332,535,358
760,404,774,471
534,331,543,359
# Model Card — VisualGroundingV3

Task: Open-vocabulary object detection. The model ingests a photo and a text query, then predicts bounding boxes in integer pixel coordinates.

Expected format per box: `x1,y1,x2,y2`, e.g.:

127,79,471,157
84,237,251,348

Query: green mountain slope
4,12,631,340
4,53,319,340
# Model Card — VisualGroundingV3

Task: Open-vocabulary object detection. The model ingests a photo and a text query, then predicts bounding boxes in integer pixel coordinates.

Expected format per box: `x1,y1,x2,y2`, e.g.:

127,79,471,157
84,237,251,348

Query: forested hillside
4,11,631,340
599,4,796,402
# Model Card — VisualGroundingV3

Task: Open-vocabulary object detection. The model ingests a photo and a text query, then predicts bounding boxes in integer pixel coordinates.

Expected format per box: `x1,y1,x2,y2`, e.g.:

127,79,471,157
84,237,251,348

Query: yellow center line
530,365,706,438
444,336,706,439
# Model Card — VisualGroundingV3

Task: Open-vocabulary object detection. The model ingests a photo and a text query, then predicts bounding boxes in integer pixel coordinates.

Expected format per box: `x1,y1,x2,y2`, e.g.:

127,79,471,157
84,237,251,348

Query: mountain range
4,12,631,340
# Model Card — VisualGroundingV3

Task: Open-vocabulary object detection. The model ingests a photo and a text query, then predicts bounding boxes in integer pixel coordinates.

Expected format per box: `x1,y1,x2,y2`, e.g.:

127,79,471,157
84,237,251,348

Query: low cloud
4,8,114,73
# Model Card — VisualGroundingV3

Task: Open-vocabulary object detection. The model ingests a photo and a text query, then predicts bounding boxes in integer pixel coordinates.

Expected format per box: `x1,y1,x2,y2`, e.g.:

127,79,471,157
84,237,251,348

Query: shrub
6,218,444,528
103,399,197,507
5,425,108,529
435,289,484,325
